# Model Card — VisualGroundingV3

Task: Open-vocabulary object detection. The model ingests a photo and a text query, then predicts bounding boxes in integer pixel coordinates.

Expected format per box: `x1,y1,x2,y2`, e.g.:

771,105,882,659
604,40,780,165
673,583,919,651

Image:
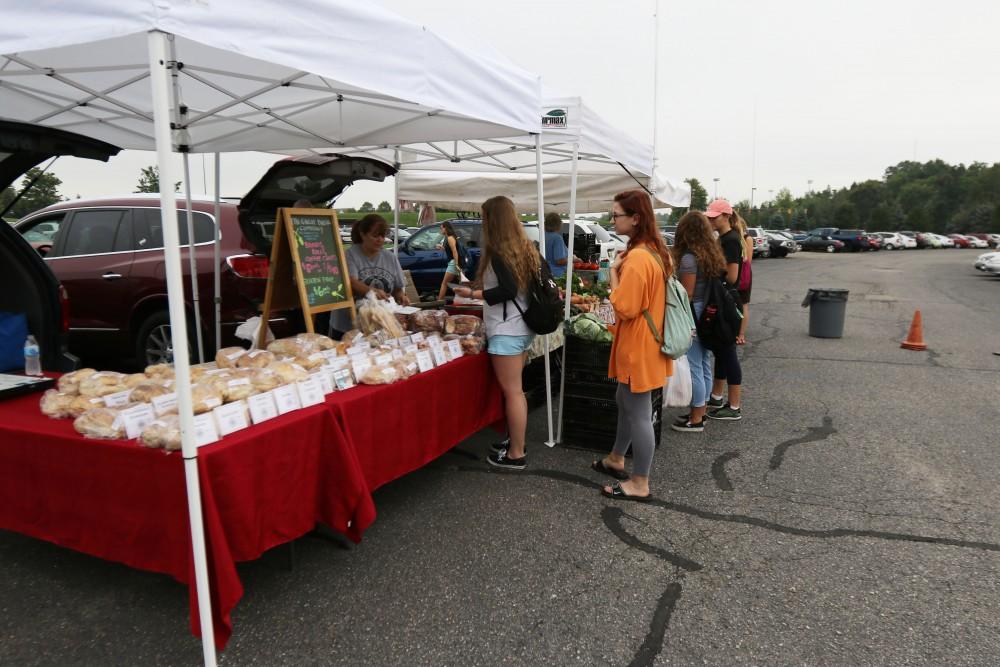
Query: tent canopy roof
0,0,541,153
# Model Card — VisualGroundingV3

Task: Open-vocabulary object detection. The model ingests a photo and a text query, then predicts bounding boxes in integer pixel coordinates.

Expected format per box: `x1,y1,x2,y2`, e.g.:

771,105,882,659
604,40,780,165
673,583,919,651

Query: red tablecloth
0,353,501,648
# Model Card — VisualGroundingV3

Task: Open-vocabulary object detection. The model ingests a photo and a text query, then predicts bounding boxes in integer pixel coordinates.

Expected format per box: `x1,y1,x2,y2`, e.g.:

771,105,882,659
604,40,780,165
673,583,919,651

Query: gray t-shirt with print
330,245,405,334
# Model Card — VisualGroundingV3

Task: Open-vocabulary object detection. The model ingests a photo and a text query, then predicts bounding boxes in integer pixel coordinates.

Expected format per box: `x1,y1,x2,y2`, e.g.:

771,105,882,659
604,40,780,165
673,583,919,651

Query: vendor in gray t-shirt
330,214,410,336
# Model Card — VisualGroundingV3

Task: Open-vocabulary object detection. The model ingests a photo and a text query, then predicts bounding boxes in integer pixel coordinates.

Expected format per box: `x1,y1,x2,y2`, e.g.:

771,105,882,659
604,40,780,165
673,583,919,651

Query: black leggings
713,344,742,386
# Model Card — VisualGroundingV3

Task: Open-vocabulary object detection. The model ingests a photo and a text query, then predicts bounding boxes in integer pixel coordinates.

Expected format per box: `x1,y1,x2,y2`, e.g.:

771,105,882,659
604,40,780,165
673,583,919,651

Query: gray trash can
801,288,849,338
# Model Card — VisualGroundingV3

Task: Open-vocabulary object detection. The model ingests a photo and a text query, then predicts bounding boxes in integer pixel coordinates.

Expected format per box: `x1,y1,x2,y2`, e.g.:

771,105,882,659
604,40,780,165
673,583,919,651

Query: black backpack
512,253,564,335
694,276,743,351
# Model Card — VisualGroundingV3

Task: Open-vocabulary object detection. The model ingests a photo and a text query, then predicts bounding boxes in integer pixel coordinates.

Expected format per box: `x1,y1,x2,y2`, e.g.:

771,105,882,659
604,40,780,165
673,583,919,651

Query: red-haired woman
590,189,673,501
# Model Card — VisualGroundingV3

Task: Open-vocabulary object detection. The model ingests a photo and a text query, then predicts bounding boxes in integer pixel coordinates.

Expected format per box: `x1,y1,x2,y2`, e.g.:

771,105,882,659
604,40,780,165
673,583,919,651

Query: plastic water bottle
597,258,611,283
24,335,41,376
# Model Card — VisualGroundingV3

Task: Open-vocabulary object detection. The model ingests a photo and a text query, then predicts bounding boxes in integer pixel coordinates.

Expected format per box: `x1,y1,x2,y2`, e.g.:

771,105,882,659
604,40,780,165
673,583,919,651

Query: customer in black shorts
704,199,744,421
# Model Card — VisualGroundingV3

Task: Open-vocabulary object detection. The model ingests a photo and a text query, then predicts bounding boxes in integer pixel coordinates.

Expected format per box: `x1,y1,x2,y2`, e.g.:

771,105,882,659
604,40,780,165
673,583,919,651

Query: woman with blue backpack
670,211,728,433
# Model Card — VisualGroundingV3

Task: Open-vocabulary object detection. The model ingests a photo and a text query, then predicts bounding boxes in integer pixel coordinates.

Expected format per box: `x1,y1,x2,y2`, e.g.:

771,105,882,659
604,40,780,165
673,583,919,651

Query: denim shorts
487,334,535,356
445,260,460,275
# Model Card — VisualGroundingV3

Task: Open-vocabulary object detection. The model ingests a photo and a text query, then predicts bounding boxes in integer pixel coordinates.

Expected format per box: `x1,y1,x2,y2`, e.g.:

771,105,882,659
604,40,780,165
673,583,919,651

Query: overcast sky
39,0,1000,209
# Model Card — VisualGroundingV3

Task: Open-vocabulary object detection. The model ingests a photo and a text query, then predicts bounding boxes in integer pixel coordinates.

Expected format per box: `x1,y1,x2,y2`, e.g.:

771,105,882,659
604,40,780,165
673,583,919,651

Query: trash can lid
802,288,849,306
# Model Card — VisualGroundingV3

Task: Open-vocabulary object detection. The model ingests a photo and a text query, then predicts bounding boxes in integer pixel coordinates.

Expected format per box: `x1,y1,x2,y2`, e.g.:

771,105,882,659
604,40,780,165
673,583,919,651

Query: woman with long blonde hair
451,196,539,469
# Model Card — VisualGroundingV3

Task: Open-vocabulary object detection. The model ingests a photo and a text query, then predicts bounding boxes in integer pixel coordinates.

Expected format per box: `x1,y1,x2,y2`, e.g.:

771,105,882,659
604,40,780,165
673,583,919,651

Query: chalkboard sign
259,208,354,345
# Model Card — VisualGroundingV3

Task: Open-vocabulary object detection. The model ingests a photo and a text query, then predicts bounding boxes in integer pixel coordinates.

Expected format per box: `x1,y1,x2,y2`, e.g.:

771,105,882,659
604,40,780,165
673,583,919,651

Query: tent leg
556,142,580,444
213,153,222,352
535,135,554,448
148,30,217,667
182,154,205,363
393,148,400,259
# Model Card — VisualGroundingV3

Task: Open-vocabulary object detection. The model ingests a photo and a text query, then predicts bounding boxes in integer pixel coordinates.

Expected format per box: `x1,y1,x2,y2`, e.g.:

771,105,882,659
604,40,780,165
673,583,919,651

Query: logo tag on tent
542,108,568,128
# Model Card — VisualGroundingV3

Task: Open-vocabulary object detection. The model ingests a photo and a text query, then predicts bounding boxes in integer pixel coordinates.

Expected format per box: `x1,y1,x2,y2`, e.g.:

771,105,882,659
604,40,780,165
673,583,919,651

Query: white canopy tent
1,1,540,664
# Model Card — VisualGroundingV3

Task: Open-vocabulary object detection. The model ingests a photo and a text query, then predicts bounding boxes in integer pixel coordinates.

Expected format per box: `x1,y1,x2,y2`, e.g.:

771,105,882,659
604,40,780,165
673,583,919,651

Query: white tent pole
182,154,205,363
213,153,222,350
651,0,661,205
147,30,217,667
556,142,580,444
393,148,400,258
535,134,554,448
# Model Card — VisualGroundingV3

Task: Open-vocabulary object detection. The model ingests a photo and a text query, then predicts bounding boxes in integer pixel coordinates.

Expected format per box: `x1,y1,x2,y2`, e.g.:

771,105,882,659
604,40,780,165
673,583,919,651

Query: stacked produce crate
560,335,662,452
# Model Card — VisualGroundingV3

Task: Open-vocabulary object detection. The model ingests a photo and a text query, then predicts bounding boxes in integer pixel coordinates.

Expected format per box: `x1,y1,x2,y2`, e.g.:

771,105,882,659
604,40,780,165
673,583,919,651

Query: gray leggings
612,383,656,477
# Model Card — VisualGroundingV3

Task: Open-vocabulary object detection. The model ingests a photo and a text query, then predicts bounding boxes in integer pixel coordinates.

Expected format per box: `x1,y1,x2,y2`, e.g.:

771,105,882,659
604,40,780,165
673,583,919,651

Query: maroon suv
14,155,394,368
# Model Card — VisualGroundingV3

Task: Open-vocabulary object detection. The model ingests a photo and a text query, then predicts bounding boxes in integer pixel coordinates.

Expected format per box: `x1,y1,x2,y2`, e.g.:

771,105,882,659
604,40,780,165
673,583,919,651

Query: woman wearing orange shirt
592,189,673,501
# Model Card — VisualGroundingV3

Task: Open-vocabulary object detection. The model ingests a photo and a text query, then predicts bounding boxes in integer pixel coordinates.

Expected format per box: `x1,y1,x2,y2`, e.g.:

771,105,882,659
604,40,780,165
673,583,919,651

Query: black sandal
591,459,628,480
601,482,651,503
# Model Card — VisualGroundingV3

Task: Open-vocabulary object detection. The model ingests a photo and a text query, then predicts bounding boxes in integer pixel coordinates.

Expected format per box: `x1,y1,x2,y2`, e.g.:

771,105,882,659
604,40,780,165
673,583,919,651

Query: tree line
674,160,1000,233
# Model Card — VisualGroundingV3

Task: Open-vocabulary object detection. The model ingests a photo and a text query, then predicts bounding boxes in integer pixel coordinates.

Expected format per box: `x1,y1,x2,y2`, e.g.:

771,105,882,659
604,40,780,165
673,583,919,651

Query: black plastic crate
562,420,662,453
563,336,613,376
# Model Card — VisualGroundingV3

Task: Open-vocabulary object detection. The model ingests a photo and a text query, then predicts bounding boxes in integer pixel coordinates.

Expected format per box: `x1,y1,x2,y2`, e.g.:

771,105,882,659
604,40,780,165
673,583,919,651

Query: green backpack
640,248,695,360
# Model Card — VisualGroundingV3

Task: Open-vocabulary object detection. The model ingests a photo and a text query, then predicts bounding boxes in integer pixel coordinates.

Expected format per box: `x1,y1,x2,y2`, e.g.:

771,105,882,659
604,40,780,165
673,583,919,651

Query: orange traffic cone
901,310,927,351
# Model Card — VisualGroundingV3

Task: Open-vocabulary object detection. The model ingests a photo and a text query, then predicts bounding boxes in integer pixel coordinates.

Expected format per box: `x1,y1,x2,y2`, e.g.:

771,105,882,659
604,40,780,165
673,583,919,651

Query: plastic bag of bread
357,295,406,339
190,383,224,414
296,332,335,350
57,368,97,395
144,363,174,380
236,349,275,369
74,407,125,439
393,311,411,332
410,309,447,334
340,329,365,346
140,415,182,451
40,389,75,418
79,371,128,397
249,367,282,393
222,373,254,402
215,346,247,368
359,364,400,385
393,355,419,379
267,337,315,357
130,382,173,404
294,351,327,371
68,395,106,418
445,314,484,337
268,360,309,384
460,335,485,355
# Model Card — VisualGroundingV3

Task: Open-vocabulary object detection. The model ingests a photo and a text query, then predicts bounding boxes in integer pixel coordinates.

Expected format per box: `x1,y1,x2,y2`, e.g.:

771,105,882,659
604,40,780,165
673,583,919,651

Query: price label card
321,349,340,361
346,346,366,358
273,384,301,414
193,413,219,447
227,377,251,389
151,392,178,416
398,335,412,346
327,357,350,371
374,353,394,367
120,403,156,439
431,345,449,367
333,368,354,390
351,359,372,382
415,350,435,373
404,343,419,355
446,339,464,360
391,348,404,360
314,370,335,395
385,337,400,348
246,391,279,424
213,401,250,436
410,331,425,343
296,378,325,407
103,389,132,408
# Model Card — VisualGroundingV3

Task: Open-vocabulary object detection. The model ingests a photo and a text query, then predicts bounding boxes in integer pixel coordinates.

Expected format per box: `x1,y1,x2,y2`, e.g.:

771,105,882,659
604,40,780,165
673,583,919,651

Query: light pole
713,178,720,200
807,179,813,194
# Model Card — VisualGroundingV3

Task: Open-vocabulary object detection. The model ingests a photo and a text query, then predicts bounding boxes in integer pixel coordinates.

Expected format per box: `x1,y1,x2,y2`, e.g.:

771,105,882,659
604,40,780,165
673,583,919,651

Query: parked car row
974,250,1000,275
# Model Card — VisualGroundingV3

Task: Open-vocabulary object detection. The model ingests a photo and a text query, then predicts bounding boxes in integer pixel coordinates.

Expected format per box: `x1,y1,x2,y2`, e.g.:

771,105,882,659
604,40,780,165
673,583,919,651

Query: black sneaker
487,450,527,470
706,395,725,409
490,437,527,455
707,404,742,421
672,414,691,427
671,419,705,433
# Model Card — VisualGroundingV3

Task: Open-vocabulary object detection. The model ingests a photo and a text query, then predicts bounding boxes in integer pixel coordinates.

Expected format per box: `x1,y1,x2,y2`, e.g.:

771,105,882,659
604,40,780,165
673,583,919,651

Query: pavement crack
711,451,740,491
769,416,837,470
600,507,703,572
627,582,683,667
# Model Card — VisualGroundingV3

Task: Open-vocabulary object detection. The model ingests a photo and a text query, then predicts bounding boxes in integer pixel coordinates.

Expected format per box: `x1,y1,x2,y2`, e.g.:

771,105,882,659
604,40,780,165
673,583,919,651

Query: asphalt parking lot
2,249,998,666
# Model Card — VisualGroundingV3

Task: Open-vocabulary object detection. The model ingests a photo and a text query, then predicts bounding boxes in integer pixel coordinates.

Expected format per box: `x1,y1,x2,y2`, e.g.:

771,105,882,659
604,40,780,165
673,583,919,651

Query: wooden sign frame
259,208,354,347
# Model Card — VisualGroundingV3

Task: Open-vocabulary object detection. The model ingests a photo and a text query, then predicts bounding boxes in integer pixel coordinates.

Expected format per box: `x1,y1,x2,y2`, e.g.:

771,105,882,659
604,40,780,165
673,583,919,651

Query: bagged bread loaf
215,346,247,368
267,337,315,357
68,395,106,418
222,372,254,402
393,311,411,331
40,389,75,418
123,373,149,389
74,407,125,439
294,350,327,370
460,335,485,355
296,332,335,350
410,309,447,334
340,329,365,346
268,360,309,384
130,382,173,403
190,383,224,414
359,365,400,385
445,314,484,337
79,372,127,398
57,368,97,395
140,415,181,451
144,363,174,380
250,368,283,392
357,297,406,339
236,349,275,369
